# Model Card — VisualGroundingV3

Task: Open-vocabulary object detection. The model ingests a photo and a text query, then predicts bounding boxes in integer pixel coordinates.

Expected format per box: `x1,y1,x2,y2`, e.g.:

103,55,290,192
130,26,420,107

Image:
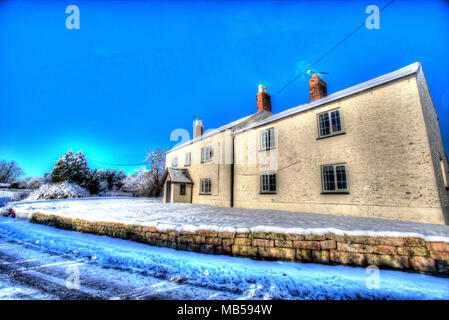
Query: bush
26,182,90,200
10,177,45,190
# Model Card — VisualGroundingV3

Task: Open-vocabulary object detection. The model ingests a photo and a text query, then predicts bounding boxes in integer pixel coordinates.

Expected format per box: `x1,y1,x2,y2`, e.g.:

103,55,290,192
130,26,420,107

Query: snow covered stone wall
28,212,449,276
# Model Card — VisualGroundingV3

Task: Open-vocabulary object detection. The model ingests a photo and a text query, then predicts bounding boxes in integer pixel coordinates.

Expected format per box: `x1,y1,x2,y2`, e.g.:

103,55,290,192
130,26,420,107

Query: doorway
165,181,171,203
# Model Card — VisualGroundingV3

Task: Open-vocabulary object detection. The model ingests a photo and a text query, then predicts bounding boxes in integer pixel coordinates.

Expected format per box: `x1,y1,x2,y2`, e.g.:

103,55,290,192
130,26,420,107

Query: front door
165,181,171,203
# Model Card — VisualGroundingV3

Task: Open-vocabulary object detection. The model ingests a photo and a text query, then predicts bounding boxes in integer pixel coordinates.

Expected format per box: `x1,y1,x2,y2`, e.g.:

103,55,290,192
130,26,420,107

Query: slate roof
167,109,272,153
162,168,193,184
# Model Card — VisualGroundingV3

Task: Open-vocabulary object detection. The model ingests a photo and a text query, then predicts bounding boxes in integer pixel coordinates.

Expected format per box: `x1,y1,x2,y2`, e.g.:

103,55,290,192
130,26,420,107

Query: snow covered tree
122,149,165,197
49,150,128,195
50,150,92,189
116,169,126,190
145,149,166,197
10,176,44,189
122,167,153,197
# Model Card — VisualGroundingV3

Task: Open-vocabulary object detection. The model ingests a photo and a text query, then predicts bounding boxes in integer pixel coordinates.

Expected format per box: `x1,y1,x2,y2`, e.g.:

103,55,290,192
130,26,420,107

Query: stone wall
28,212,449,276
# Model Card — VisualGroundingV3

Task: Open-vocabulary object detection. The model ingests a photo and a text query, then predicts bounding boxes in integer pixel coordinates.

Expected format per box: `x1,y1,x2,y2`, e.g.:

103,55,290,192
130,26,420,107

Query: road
0,234,239,300
0,217,448,300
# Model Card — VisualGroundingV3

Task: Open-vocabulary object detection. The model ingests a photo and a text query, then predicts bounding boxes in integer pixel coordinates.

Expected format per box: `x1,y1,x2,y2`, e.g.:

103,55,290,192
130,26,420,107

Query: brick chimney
309,74,327,102
193,119,204,139
256,85,271,112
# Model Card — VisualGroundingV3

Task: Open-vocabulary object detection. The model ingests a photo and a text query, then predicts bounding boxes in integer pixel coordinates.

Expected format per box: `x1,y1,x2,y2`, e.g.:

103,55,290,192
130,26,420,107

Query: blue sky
0,0,448,177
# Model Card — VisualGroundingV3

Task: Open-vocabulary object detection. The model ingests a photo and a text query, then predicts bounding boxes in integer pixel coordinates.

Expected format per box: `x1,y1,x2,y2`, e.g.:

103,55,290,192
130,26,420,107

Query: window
260,128,276,150
201,146,213,163
321,164,348,193
441,159,448,188
171,157,178,168
200,178,211,194
318,109,342,137
260,172,276,193
185,152,191,166
180,184,186,195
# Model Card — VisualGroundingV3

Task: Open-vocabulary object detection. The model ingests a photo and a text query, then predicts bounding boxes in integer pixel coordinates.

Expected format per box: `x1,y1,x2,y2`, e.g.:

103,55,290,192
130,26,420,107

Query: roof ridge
233,62,420,135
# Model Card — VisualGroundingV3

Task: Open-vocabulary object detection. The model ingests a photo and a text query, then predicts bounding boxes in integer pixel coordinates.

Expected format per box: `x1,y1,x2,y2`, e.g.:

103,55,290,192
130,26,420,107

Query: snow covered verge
4,198,448,275
1,217,448,300
26,182,90,201
5,198,449,242
0,190,29,208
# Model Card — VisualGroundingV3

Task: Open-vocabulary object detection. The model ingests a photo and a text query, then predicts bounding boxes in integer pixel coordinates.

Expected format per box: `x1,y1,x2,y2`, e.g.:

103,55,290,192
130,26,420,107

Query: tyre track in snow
0,235,239,300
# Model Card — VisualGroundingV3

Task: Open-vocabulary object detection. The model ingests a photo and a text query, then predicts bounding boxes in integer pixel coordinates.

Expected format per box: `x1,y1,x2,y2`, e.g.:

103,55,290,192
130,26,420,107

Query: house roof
162,168,193,184
167,109,272,153
233,62,421,135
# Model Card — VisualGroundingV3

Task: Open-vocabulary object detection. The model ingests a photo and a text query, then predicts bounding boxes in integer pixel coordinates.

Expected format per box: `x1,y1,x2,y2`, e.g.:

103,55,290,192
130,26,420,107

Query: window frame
317,109,344,139
441,159,448,189
260,128,276,151
185,152,191,167
199,178,212,195
180,184,186,195
171,156,178,168
321,163,349,194
260,171,277,194
201,146,213,163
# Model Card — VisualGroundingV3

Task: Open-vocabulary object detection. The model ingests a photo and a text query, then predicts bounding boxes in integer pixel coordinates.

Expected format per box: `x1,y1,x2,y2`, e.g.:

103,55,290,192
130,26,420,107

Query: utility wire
273,0,395,96
87,158,147,167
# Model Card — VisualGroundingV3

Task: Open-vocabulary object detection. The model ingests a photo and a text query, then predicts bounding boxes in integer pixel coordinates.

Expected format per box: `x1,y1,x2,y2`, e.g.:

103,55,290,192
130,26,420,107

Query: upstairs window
180,184,186,195
260,172,276,193
321,164,348,193
201,146,213,163
200,178,211,194
171,157,178,168
260,128,276,150
185,152,191,166
318,109,342,137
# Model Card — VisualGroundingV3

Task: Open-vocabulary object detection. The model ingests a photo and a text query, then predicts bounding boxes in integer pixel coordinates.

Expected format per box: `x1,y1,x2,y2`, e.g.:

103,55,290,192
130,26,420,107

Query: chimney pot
256,84,271,112
308,74,327,102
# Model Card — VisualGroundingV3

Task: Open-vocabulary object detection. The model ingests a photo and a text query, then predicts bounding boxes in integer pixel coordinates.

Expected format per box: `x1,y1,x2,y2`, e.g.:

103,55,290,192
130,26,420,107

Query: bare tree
0,160,24,183
145,149,166,197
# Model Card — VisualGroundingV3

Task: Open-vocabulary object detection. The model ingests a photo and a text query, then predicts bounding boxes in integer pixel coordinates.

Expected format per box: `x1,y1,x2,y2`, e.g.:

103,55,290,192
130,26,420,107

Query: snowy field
0,217,448,300
5,197,449,242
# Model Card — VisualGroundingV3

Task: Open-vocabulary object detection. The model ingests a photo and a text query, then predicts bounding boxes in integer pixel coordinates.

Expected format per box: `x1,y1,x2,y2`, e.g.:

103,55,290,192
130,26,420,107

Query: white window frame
321,163,348,193
200,178,211,194
185,152,191,166
260,128,276,151
441,159,448,188
260,171,277,194
171,156,178,168
201,146,213,163
317,109,343,138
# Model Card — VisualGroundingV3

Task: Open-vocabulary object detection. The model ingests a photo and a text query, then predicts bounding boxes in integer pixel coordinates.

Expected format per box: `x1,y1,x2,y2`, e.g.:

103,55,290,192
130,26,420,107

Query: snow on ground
6,197,449,242
0,228,240,300
0,279,57,300
0,190,29,207
0,217,448,300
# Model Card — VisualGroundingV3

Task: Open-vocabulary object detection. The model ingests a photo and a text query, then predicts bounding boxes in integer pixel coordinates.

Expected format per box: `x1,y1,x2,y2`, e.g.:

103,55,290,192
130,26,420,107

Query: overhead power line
87,158,147,167
273,0,395,96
